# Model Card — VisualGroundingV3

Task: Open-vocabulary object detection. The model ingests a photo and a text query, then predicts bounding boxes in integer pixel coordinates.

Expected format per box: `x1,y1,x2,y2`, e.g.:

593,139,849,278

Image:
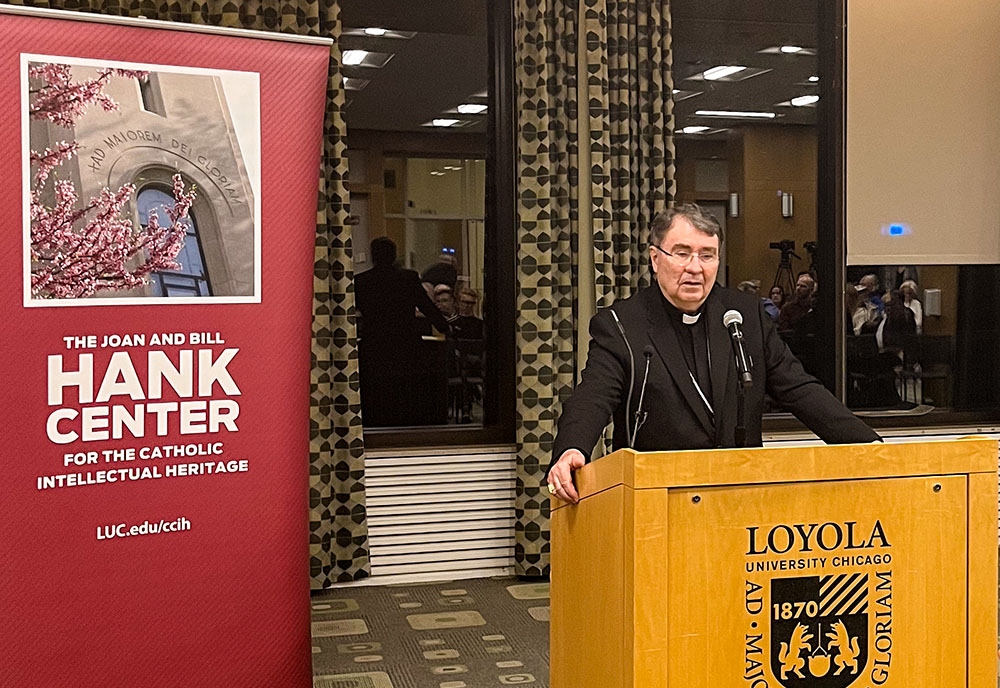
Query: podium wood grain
550,438,998,687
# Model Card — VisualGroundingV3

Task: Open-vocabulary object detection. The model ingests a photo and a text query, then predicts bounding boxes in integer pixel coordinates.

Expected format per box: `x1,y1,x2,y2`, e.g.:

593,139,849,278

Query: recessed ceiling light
791,95,820,107
681,126,710,134
457,103,488,115
342,77,370,91
342,27,417,39
430,170,445,176
695,109,776,119
808,75,820,82
758,46,817,56
443,165,463,170
430,119,460,127
342,50,367,66
703,65,747,81
672,89,703,102
341,50,394,68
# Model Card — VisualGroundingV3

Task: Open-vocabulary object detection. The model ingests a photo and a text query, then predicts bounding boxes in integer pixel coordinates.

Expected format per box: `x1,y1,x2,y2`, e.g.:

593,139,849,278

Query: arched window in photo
137,186,212,296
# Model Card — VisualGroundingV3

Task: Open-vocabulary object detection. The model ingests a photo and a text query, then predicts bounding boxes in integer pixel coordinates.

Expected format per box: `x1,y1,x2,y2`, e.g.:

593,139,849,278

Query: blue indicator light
881,223,911,237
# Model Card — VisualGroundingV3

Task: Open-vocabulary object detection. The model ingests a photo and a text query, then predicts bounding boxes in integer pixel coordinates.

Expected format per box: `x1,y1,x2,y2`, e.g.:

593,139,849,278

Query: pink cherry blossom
28,61,196,299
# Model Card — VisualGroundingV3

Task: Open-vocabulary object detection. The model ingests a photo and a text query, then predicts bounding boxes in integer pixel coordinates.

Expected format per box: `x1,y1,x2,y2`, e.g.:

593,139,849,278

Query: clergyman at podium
546,204,880,503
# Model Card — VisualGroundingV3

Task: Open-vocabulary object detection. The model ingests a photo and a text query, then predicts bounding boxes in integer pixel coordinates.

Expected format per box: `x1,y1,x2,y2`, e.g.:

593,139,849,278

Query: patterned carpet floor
311,576,550,688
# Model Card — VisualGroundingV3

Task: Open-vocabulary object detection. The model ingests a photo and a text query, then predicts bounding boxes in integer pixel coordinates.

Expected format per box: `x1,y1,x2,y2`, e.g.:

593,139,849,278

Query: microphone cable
609,309,636,448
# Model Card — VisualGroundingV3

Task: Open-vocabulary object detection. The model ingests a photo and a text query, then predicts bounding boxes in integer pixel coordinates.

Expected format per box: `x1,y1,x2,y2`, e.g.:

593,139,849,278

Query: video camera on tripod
769,239,800,295
769,239,801,261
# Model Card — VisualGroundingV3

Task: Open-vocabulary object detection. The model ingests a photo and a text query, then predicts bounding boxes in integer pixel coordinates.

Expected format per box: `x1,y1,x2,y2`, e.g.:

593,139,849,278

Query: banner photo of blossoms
22,54,261,306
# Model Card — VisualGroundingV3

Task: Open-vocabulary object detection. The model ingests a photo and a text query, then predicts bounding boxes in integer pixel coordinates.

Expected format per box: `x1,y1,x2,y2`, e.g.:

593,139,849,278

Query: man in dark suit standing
355,237,449,348
355,237,450,425
546,204,880,503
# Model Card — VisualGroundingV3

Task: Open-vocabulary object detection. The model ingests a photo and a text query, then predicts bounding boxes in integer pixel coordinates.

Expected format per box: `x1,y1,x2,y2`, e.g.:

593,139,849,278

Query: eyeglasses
652,244,720,266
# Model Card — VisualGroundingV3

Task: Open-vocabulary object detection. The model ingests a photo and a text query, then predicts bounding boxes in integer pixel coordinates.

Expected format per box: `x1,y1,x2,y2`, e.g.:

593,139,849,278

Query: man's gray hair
649,203,723,248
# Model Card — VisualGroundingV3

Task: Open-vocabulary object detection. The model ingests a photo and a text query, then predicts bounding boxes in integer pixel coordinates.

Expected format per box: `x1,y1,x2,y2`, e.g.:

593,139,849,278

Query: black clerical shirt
660,292,714,420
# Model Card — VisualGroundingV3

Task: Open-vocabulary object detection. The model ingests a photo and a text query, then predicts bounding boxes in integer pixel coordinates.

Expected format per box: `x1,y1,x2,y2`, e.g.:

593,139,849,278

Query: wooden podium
550,438,998,687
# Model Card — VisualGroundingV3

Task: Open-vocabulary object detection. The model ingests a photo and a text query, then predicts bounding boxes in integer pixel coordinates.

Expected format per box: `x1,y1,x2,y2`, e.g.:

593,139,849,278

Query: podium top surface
553,437,998,509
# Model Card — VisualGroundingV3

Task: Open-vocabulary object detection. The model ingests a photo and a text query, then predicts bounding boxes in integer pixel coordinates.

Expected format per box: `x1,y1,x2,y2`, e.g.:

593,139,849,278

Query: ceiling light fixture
780,45,804,54
808,75,820,82
342,27,416,39
672,89,703,102
695,109,776,119
681,126,710,134
703,65,747,81
790,95,820,107
430,119,460,127
342,50,367,66
341,50,394,69
457,103,488,114
443,165,463,170
342,77,371,91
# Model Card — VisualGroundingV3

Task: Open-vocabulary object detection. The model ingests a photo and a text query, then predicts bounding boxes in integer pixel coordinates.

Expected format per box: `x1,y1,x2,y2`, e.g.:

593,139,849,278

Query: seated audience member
421,252,459,289
860,273,885,313
433,284,459,322
776,272,820,374
450,287,486,422
899,279,923,333
777,273,816,331
761,283,780,322
453,288,485,340
876,290,917,353
769,285,785,310
853,274,884,334
740,280,779,321
414,280,438,335
846,282,868,335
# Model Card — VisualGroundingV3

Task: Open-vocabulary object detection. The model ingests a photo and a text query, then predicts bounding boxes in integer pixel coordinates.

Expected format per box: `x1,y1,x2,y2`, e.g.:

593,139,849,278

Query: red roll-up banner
0,8,330,687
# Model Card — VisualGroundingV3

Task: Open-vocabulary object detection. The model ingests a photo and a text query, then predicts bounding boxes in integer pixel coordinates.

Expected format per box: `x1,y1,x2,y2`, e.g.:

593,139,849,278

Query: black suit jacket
550,285,879,470
355,264,449,351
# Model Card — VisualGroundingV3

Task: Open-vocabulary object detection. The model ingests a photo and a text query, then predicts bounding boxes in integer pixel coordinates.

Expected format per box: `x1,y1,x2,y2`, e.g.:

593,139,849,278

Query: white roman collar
682,312,701,325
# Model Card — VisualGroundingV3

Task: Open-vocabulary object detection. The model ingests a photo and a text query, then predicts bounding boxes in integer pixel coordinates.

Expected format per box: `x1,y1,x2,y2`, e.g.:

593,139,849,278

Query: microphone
632,346,655,445
723,310,753,388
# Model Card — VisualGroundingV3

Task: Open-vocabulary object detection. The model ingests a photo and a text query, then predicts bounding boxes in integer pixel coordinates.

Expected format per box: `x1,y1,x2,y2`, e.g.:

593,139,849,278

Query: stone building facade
29,60,258,299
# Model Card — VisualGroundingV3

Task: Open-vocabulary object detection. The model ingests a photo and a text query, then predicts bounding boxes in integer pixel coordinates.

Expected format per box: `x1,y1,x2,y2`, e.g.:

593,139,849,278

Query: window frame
137,184,213,297
360,0,515,449
761,0,1000,435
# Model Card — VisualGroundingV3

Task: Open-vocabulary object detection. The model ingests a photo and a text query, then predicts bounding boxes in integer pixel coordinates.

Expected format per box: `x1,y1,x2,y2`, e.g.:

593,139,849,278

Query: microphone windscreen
723,309,744,328
642,344,655,358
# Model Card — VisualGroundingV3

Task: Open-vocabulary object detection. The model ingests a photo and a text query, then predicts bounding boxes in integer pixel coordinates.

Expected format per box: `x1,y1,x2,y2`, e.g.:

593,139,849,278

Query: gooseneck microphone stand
723,310,754,448
735,381,747,448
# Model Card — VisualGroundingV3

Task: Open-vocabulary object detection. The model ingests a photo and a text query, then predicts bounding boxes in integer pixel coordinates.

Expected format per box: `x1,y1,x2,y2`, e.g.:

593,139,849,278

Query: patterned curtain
514,0,674,577
585,0,674,307
11,0,371,587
